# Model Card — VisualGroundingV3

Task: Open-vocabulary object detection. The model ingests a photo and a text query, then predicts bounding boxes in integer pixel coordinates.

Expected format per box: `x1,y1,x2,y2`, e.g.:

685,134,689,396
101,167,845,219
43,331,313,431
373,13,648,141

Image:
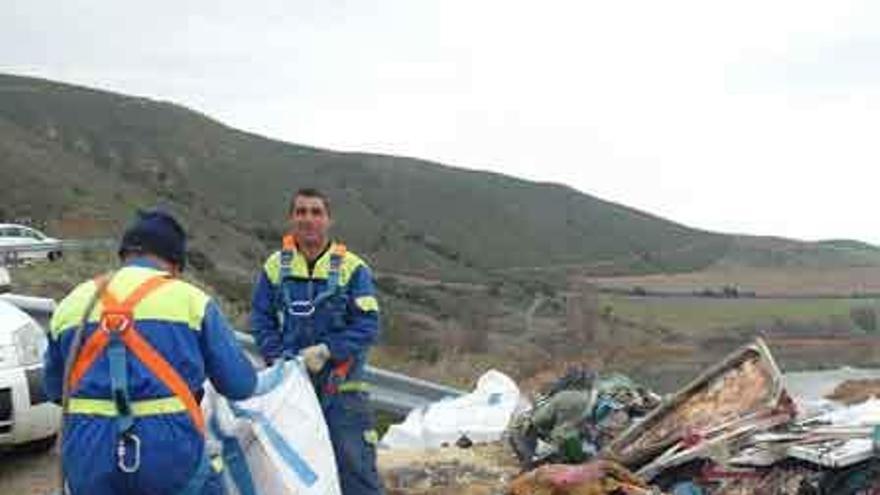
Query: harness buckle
117,432,141,473
101,311,132,334
287,300,315,317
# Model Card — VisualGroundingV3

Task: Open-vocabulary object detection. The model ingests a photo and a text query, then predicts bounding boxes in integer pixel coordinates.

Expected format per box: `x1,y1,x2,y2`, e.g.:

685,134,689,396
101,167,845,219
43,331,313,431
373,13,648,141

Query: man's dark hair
289,188,331,216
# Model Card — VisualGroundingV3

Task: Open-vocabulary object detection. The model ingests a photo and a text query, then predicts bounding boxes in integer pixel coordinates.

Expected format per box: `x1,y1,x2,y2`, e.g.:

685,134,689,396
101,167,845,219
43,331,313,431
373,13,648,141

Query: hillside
5,72,878,286
5,73,880,391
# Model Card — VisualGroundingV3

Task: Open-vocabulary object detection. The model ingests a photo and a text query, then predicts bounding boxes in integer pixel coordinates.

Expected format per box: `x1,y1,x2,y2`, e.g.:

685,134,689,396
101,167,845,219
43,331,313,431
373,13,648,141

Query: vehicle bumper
0,364,60,445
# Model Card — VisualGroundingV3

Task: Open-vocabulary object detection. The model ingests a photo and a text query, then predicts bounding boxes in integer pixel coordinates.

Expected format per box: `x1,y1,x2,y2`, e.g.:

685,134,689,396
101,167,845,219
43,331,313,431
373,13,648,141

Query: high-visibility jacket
44,258,256,495
250,239,379,390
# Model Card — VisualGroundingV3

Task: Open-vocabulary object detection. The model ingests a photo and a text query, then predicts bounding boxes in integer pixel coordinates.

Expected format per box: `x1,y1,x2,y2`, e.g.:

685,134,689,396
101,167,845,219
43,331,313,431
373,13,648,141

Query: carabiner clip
287,300,315,317
101,312,132,334
117,432,141,473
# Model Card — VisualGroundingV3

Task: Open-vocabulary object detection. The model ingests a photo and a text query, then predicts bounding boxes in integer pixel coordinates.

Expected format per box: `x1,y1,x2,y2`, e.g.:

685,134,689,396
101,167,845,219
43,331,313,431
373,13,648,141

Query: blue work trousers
323,392,384,495
62,415,223,495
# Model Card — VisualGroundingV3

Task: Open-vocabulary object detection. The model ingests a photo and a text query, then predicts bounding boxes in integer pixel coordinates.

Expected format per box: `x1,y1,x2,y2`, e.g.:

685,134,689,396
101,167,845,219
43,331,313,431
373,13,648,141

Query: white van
0,297,61,449
0,224,63,263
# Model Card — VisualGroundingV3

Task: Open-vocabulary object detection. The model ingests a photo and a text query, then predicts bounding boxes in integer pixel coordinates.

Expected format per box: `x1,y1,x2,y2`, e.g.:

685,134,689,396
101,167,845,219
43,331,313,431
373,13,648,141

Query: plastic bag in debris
591,373,661,448
594,373,661,419
203,359,342,495
381,369,520,449
508,370,660,469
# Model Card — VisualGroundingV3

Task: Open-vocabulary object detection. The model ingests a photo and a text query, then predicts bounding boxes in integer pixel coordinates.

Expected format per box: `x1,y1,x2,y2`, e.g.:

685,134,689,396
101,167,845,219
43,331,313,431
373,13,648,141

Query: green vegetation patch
601,294,880,336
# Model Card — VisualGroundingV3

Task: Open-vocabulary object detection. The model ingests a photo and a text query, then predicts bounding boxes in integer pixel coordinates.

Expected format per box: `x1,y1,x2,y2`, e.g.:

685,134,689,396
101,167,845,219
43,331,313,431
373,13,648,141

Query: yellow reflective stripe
337,381,371,393
51,267,209,337
67,397,187,417
264,249,311,282
211,456,224,473
264,243,368,286
337,253,366,287
263,251,283,284
105,267,208,331
355,296,379,313
50,278,102,338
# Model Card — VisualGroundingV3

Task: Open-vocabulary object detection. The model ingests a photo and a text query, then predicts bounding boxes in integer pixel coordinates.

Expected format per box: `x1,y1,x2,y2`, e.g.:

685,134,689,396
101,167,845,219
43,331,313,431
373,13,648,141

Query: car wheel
18,434,57,453
48,251,62,262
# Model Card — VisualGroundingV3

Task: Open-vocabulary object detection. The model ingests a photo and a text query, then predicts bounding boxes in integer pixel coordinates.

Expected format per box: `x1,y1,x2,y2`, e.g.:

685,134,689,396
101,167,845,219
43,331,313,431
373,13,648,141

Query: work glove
300,343,331,373
252,359,286,396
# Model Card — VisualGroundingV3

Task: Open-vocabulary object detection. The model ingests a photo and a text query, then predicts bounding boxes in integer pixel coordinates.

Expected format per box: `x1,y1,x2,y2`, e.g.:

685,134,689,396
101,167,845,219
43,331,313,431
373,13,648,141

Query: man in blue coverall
251,188,383,494
44,210,259,495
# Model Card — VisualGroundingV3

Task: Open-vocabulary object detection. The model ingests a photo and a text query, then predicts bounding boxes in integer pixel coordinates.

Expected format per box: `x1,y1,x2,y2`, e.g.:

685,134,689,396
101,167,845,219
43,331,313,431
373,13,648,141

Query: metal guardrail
60,239,116,250
366,366,464,417
1,295,464,417
234,332,463,417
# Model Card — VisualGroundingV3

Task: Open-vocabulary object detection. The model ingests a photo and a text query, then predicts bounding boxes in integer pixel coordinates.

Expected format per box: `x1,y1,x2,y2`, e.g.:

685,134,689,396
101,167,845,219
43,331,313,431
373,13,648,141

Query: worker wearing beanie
43,209,258,495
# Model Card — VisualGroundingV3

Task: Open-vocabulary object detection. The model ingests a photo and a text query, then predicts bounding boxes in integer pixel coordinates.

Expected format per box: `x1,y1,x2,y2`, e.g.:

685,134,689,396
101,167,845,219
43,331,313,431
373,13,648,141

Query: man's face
290,195,331,246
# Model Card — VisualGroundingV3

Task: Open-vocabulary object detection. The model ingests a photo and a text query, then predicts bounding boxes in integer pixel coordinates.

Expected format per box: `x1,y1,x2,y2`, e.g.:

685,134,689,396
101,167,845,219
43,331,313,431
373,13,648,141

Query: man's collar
124,256,164,270
299,240,332,262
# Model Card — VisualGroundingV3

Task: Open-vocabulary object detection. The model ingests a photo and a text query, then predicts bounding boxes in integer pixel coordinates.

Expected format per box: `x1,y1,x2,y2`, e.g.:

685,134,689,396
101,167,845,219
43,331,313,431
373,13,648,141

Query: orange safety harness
68,274,205,473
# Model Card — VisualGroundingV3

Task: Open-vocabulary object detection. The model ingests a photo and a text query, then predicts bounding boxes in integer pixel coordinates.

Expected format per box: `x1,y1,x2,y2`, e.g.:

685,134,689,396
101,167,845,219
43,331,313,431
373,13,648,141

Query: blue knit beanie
118,209,187,270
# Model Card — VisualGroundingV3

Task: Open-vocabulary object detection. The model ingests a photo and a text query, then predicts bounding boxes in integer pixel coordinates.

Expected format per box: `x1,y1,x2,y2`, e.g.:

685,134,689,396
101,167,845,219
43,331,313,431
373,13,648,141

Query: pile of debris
509,338,880,494
379,338,880,494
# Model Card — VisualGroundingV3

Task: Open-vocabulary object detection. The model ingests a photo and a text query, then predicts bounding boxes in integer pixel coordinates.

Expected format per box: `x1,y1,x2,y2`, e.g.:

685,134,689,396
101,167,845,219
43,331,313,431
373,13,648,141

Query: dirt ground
0,445,59,495
379,442,521,495
826,378,880,405
1,441,519,495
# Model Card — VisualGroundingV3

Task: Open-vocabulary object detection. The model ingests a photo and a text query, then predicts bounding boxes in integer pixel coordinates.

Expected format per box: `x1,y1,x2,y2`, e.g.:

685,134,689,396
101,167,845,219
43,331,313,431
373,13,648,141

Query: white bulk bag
204,360,341,495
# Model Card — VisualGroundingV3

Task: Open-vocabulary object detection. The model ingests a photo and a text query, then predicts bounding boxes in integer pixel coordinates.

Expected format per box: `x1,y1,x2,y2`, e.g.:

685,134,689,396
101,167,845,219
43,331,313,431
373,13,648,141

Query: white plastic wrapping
381,369,520,449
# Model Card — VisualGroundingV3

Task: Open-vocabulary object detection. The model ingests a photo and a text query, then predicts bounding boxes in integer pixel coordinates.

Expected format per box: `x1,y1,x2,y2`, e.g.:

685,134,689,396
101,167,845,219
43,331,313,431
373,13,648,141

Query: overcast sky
4,1,880,243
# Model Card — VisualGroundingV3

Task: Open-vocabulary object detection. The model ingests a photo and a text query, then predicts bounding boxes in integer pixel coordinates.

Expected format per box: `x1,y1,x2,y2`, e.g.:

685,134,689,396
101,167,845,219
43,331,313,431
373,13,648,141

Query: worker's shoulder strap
68,273,206,433
331,241,347,258
280,235,296,280
99,272,170,309
68,273,171,387
327,242,347,288
279,235,347,284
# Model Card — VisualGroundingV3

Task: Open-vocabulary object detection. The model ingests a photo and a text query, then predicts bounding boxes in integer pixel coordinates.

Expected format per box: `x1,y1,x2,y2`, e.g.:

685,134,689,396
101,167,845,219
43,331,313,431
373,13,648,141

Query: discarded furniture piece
603,338,795,480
